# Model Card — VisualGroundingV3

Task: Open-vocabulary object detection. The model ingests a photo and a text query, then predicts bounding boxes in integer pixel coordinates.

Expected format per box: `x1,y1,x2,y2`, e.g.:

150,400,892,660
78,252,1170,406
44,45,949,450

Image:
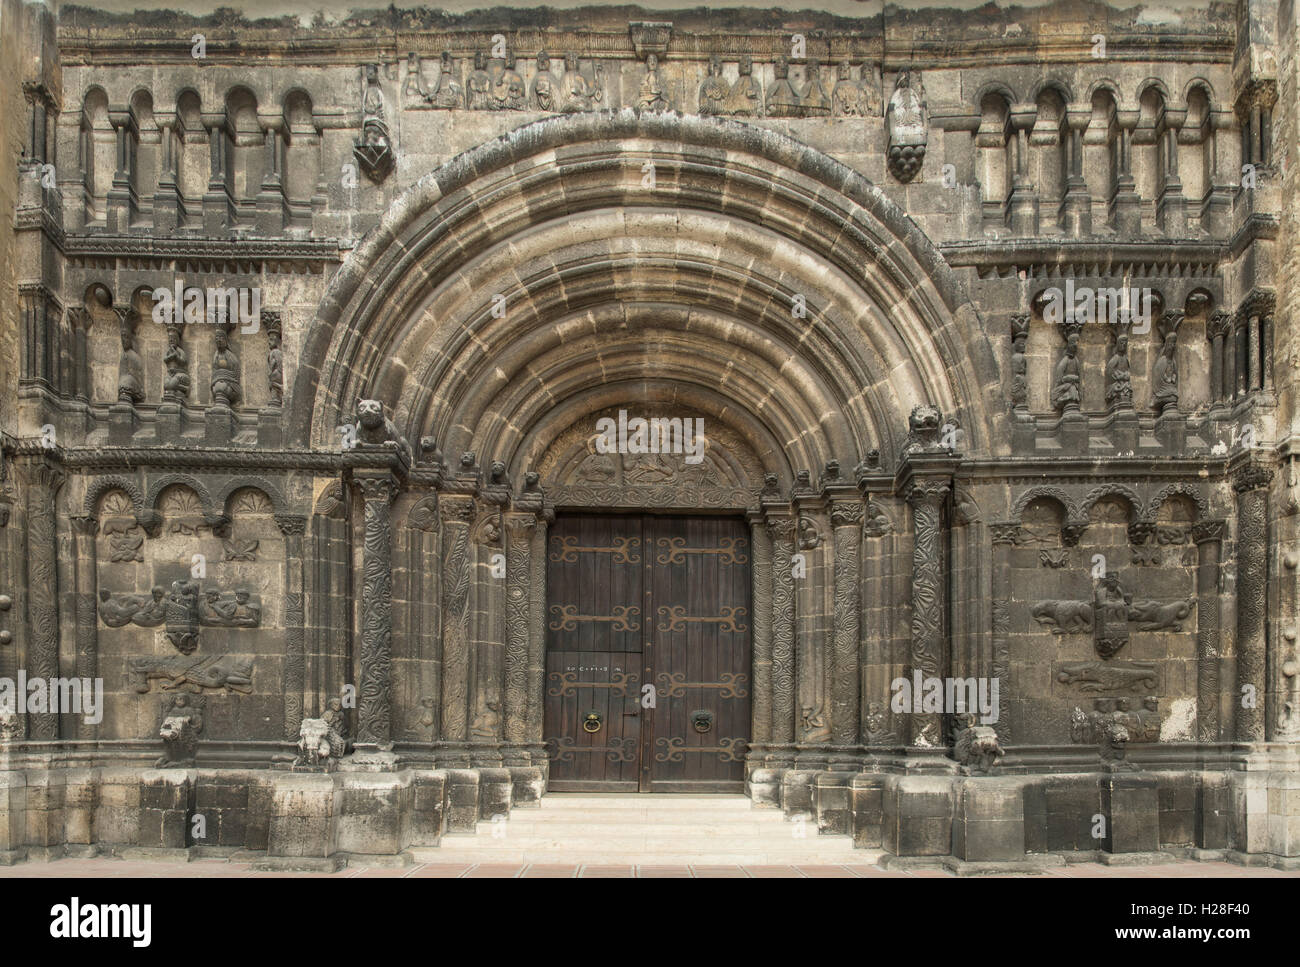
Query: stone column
768,514,796,752
1207,310,1229,407
277,514,308,742
69,514,99,742
21,462,64,740
830,500,863,745
503,512,535,747
747,512,773,747
525,510,549,747
988,522,1018,744
439,495,476,743
1234,464,1273,741
1192,519,1225,742
351,472,398,750
906,480,950,747
1061,107,1092,237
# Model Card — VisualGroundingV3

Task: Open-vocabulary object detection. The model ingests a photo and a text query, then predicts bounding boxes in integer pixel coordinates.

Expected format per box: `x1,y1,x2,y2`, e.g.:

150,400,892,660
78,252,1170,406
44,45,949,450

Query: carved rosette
768,515,796,746
906,480,949,746
830,501,863,744
440,495,477,741
352,473,398,748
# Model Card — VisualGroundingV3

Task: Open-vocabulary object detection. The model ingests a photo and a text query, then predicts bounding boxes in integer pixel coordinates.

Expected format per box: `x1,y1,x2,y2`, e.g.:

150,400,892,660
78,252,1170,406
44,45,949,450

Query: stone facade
0,0,1298,868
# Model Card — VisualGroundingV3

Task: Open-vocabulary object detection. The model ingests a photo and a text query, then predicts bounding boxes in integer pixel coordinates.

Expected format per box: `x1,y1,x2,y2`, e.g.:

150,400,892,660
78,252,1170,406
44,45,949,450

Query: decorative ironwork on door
543,514,752,792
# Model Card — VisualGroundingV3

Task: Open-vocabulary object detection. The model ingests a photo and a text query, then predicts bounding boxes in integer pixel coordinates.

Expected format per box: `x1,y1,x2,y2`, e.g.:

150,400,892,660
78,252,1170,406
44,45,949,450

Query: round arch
291,109,1005,483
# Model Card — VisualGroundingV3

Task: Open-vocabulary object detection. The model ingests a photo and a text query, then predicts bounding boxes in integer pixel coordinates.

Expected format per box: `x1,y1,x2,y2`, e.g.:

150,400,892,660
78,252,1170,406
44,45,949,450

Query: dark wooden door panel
648,516,751,792
543,513,750,792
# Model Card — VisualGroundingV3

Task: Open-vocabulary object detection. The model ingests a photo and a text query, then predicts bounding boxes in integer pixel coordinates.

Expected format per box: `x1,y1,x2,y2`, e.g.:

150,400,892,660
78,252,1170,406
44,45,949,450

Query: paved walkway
0,857,1295,877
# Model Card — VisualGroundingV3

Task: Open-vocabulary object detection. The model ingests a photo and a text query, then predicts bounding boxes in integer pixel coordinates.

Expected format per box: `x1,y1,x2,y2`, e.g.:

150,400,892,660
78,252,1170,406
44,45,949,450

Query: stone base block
251,854,347,872
882,775,955,857
510,768,544,807
814,772,855,835
266,774,340,859
335,772,412,856
444,769,481,832
1103,775,1159,854
952,777,1025,862
478,768,512,821
780,771,816,820
850,773,886,848
746,769,781,806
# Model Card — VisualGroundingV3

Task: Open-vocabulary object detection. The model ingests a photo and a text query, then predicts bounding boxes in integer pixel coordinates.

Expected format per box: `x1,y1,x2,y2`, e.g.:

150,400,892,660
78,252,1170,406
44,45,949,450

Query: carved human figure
491,52,525,110
466,51,492,110
403,51,431,101
431,51,463,109
698,56,729,116
162,325,190,403
1152,331,1179,413
800,60,830,117
766,56,800,118
1105,333,1133,409
1051,332,1082,414
886,70,928,181
1094,574,1133,659
638,53,669,112
117,326,145,405
1010,319,1029,407
267,326,283,406
832,61,864,116
532,50,559,111
723,56,762,116
210,327,241,407
560,54,601,113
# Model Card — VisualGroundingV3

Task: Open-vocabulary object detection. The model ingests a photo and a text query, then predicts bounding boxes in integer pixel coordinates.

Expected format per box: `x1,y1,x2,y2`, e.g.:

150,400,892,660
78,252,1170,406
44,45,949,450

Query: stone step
413,849,870,865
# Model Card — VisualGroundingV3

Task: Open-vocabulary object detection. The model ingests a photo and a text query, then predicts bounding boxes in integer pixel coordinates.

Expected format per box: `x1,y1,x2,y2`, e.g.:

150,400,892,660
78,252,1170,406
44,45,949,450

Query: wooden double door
544,514,752,792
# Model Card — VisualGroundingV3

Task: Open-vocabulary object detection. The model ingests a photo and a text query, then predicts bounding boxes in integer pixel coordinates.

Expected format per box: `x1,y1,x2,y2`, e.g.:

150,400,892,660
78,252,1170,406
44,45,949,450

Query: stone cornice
61,233,343,268
940,239,1225,278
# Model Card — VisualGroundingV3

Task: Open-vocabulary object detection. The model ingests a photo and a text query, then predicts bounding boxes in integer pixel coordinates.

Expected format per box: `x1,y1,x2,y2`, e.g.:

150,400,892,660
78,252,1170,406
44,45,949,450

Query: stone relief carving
1152,310,1183,414
1105,332,1133,410
265,313,283,406
1051,331,1082,414
862,500,892,538
886,70,927,182
162,324,190,404
293,708,346,771
864,701,897,744
115,307,144,406
1056,660,1158,693
210,326,241,408
800,704,831,742
1070,697,1159,748
355,398,413,464
722,57,762,116
637,53,670,112
953,713,1003,773
560,53,604,113
531,50,559,111
157,694,203,768
698,56,728,115
354,63,395,183
800,60,831,117
832,61,881,117
129,654,254,694
1032,574,1193,658
98,587,167,627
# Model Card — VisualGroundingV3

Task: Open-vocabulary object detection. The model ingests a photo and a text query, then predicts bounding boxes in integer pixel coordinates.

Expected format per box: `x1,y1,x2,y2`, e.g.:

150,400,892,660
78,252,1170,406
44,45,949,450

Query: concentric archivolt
293,111,1003,478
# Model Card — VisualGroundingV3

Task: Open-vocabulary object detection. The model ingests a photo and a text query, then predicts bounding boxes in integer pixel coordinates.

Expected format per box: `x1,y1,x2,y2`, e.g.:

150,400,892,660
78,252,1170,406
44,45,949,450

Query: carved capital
504,512,537,538
1207,310,1232,341
406,493,439,532
1010,312,1030,341
274,513,307,537
989,522,1021,545
906,480,950,508
830,501,863,528
352,472,399,504
1233,464,1274,494
1191,519,1227,544
439,494,477,525
767,516,796,542
69,515,99,537
17,461,65,493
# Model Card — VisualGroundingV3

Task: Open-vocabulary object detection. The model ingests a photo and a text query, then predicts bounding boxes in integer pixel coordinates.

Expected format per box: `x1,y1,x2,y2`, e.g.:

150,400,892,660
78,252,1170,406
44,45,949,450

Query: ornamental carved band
353,474,397,747
504,514,535,745
22,463,65,740
440,496,477,741
768,516,797,746
907,481,949,747
830,501,862,744
1234,466,1272,741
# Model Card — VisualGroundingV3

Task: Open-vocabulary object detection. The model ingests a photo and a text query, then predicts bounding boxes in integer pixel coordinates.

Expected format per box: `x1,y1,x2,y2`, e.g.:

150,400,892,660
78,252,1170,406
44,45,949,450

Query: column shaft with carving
526,513,549,745
1192,519,1225,742
906,481,949,746
1234,466,1272,741
830,500,862,744
439,495,476,742
989,523,1018,743
503,513,534,745
768,515,796,747
21,462,64,739
277,514,307,741
352,473,398,748
748,515,773,746
70,514,99,741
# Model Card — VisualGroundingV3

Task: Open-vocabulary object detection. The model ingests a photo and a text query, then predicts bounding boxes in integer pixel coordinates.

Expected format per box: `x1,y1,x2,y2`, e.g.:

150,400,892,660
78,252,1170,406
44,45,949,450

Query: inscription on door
544,514,752,792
